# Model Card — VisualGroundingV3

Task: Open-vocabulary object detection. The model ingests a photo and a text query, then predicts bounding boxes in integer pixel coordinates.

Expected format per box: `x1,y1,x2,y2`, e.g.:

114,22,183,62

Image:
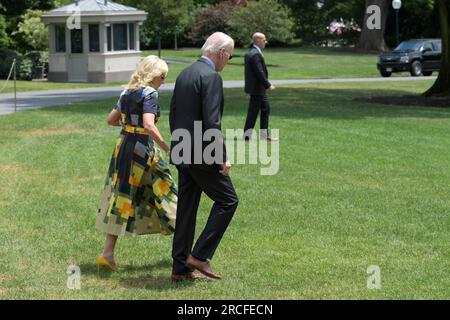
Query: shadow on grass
41,86,450,120
116,259,197,290
228,62,282,68
119,274,196,290
79,259,171,275
79,259,191,289
268,46,377,57
224,87,450,120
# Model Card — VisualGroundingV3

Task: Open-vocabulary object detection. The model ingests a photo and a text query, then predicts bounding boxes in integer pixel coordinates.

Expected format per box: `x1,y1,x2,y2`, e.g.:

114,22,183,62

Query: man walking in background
243,32,277,141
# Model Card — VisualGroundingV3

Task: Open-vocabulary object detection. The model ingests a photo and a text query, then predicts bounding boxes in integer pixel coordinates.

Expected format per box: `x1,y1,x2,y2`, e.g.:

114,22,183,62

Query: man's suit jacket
244,45,271,96
169,57,226,172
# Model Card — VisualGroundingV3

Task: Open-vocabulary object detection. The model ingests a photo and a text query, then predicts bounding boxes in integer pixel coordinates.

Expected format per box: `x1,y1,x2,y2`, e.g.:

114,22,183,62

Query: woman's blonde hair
126,55,168,90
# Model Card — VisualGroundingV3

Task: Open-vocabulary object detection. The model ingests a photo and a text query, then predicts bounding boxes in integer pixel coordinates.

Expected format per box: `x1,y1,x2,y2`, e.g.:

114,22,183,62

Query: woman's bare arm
107,109,121,126
143,113,170,155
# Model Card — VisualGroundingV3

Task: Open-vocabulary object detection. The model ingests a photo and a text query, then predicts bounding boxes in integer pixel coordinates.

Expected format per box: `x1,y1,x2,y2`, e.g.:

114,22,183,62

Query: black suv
377,39,441,77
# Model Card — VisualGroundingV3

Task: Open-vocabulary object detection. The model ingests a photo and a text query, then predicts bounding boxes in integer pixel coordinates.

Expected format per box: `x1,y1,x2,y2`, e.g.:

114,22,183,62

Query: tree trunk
357,0,390,52
174,32,178,50
424,0,450,96
158,37,161,58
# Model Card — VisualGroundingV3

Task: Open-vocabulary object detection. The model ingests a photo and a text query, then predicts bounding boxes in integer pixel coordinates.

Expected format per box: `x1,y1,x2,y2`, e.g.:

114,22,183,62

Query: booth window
55,25,66,53
71,28,83,54
89,24,100,52
107,25,112,51
113,24,127,51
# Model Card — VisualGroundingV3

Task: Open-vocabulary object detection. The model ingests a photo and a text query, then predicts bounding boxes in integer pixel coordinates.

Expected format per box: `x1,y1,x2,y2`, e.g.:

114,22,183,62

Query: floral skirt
96,130,177,236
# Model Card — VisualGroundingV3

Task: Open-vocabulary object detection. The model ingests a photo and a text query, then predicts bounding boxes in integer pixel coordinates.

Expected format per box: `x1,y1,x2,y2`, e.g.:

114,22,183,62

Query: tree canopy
0,0,443,52
227,0,294,46
13,9,48,51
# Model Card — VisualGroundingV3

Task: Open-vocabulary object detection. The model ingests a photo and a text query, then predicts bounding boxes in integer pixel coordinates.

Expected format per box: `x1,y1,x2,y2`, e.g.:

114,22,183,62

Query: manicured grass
1,79,449,299
0,80,124,94
144,46,381,83
1,47,381,93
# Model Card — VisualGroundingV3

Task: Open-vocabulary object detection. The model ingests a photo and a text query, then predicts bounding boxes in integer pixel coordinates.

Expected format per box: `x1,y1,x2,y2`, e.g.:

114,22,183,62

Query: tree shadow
36,98,117,115
355,95,450,108
223,87,450,121
269,46,378,57
227,62,282,68
40,86,450,121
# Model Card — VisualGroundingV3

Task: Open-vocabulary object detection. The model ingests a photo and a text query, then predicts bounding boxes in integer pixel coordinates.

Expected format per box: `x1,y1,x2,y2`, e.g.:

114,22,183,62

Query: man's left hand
219,161,232,176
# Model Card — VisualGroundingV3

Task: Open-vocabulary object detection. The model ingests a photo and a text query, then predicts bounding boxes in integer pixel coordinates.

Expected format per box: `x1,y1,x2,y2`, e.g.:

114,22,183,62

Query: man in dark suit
169,32,239,281
243,32,277,141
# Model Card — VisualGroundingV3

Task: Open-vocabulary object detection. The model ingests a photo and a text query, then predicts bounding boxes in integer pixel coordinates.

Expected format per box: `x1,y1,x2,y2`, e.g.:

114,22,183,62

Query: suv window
422,42,433,52
395,41,422,51
432,41,442,52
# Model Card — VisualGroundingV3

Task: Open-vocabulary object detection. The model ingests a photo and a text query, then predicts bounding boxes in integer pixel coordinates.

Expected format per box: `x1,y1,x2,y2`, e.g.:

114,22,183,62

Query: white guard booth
41,0,147,83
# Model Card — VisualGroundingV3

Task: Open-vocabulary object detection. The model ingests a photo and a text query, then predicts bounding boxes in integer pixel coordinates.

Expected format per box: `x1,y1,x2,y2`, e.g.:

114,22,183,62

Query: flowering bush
326,18,361,46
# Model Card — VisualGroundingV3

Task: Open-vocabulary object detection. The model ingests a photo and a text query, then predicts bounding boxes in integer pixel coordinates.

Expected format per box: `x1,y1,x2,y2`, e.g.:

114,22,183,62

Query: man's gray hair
201,32,235,54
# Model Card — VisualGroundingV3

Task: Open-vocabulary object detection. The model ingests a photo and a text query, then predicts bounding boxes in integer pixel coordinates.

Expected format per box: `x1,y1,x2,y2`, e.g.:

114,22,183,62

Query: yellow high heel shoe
97,256,118,272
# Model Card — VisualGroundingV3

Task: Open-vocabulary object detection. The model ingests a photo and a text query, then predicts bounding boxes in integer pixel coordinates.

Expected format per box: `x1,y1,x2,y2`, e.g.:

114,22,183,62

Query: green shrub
42,51,49,74
0,49,20,79
17,57,33,81
188,2,238,46
0,49,34,81
227,0,295,46
25,50,49,78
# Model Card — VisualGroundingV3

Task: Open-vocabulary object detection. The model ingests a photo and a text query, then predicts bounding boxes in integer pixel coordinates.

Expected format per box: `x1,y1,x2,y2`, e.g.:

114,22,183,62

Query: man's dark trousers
172,166,239,275
244,94,270,136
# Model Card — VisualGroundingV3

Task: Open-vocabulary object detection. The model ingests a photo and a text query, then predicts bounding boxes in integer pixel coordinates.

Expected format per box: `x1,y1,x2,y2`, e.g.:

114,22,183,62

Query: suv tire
380,70,392,77
410,60,423,77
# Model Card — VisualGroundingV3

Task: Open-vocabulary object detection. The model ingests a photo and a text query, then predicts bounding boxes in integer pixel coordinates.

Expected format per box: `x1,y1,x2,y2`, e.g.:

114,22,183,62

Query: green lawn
0,80,125,94
1,79,449,299
144,46,380,82
0,47,381,93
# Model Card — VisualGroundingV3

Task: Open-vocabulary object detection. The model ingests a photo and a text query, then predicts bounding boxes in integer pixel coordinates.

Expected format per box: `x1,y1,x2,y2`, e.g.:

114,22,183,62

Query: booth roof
50,0,139,13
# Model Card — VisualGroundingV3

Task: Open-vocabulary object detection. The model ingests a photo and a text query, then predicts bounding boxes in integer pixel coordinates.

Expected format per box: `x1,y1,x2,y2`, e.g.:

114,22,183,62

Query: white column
111,24,114,51
48,24,55,53
83,23,89,54
136,23,140,51
126,23,130,51
66,26,71,54
99,24,106,53
65,25,70,73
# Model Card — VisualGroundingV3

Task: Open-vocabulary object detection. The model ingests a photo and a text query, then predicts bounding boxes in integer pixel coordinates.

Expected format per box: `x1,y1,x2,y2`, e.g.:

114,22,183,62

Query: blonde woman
96,55,177,272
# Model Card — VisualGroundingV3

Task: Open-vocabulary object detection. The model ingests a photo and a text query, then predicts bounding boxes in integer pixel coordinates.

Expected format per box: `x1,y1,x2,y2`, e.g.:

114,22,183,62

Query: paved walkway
0,76,436,115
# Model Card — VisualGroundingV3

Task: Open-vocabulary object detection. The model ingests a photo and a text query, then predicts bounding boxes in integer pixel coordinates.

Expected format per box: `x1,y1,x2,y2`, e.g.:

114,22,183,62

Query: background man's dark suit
244,45,272,137
169,57,239,275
